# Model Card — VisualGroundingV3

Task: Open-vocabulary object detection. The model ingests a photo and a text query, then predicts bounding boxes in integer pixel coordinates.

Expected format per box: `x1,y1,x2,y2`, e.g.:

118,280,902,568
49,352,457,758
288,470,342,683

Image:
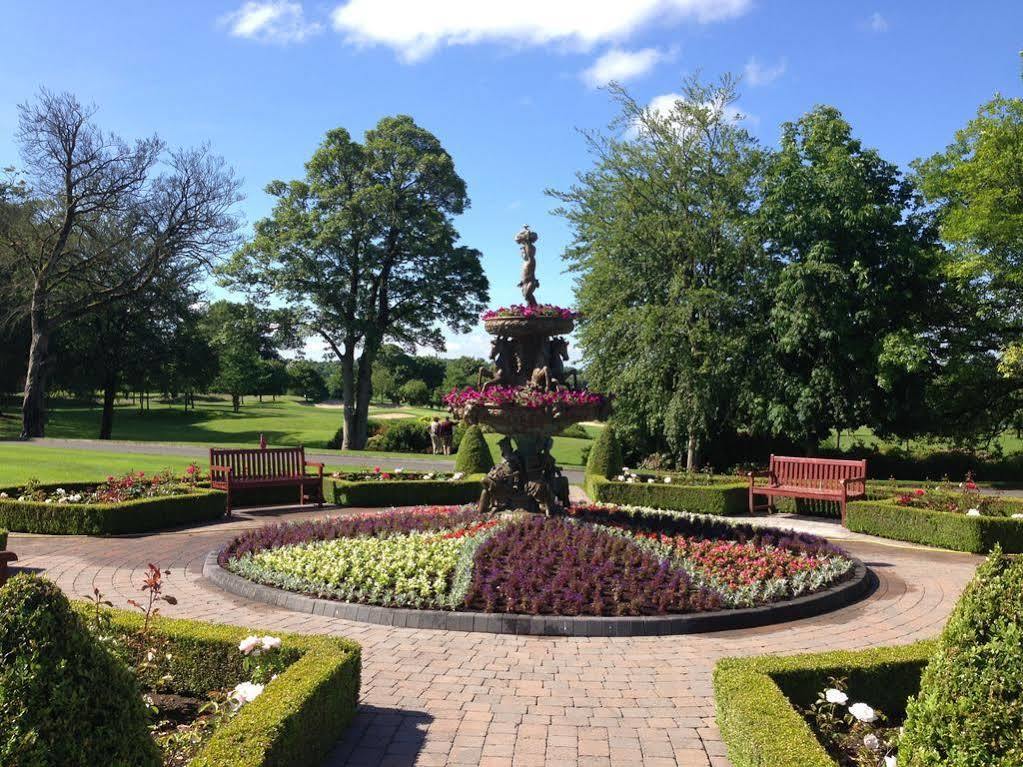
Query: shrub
846,499,1023,553
585,474,748,516
326,418,384,449
328,475,482,507
0,529,6,550
0,574,160,767
558,423,591,439
368,420,432,452
397,379,431,406
0,484,226,535
585,423,623,478
901,547,1023,766
714,642,934,767
455,424,494,474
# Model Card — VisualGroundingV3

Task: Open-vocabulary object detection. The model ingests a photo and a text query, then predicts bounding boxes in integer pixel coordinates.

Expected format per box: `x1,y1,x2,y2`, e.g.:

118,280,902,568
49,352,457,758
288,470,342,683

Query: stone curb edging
203,551,873,637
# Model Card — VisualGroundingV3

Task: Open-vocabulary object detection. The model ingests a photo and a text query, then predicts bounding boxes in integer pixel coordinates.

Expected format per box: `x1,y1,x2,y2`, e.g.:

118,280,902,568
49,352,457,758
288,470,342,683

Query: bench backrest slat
770,455,866,490
210,446,307,479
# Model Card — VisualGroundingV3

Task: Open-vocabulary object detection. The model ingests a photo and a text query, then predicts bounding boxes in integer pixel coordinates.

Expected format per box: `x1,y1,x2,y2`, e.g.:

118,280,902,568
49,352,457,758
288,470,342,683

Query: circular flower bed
219,504,855,616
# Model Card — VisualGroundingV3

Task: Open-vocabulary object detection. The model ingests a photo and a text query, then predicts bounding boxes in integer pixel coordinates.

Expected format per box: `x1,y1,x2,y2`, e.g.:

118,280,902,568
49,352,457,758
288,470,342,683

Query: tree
756,105,943,449
912,91,1023,442
442,355,487,392
397,378,430,406
0,90,240,437
551,75,767,469
223,116,488,448
288,360,328,403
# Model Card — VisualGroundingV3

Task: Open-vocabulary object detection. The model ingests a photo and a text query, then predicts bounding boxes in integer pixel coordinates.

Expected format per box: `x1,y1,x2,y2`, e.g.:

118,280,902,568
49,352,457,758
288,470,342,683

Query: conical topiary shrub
585,423,622,478
454,424,495,475
900,546,1023,766
0,574,160,767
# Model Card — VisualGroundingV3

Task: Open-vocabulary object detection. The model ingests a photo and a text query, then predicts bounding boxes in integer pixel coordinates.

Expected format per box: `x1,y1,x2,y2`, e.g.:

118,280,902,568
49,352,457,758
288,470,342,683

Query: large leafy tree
756,105,943,449
551,75,768,469
0,90,240,437
913,93,1023,441
223,116,488,449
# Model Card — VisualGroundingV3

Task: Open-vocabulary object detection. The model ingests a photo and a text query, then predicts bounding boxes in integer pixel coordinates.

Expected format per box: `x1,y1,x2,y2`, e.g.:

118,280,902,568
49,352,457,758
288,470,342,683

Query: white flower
663,476,672,483
395,467,404,473
146,650,156,662
238,635,262,655
55,488,66,495
615,475,625,481
622,466,630,472
0,492,8,499
451,472,464,481
884,757,897,767
230,681,264,705
260,635,282,651
863,733,880,750
1012,513,1023,519
423,473,434,480
966,508,981,517
824,688,848,705
849,702,877,723
647,478,656,484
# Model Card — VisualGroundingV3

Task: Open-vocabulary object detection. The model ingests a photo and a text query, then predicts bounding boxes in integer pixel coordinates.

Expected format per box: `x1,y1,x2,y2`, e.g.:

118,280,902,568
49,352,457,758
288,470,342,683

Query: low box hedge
0,482,226,535
846,499,1023,553
714,641,935,767
0,528,6,550
328,475,483,507
584,473,748,516
74,603,361,767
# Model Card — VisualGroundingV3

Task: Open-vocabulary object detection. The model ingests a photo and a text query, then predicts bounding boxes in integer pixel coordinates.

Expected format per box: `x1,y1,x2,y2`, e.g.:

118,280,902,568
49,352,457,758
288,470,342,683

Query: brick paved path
8,507,980,767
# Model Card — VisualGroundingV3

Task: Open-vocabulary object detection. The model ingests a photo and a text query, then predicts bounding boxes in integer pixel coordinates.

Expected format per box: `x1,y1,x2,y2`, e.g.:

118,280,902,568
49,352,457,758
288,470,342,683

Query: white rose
663,476,672,484
451,472,464,480
966,508,981,516
395,467,404,473
863,733,880,750
824,688,848,705
622,466,629,471
615,475,625,481
647,478,656,484
849,702,877,723
261,635,282,651
1012,513,1023,519
230,681,264,705
884,757,897,767
238,635,262,655
0,492,8,498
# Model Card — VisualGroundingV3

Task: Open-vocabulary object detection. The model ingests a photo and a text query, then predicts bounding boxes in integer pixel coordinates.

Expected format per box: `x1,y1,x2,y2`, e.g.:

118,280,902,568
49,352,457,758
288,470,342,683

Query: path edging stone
203,551,873,637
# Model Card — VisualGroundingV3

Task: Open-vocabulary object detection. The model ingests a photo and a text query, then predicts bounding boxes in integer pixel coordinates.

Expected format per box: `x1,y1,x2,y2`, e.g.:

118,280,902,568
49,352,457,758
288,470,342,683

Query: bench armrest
0,552,18,563
748,469,774,487
209,464,233,476
839,475,868,485
305,461,324,478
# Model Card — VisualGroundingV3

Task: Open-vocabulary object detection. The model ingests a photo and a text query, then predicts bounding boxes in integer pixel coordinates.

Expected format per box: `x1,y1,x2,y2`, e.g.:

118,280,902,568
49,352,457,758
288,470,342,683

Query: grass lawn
821,426,1023,454
0,444,373,486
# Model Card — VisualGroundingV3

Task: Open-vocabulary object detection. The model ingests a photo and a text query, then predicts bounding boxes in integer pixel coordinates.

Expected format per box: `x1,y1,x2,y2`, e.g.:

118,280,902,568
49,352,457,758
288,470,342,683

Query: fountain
445,226,610,515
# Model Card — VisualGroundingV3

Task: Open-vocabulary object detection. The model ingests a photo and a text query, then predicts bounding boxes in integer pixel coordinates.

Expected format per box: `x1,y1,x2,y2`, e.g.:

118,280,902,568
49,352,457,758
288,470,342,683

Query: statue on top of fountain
515,225,539,306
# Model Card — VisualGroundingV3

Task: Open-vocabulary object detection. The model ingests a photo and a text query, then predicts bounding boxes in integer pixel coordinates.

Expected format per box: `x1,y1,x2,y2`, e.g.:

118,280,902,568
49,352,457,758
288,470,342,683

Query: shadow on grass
324,705,434,767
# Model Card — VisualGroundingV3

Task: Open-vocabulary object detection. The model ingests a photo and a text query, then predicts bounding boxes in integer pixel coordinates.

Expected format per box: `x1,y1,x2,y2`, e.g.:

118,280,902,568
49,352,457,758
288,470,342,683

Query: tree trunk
232,393,240,413
21,290,49,438
686,431,699,472
340,344,358,450
99,371,119,439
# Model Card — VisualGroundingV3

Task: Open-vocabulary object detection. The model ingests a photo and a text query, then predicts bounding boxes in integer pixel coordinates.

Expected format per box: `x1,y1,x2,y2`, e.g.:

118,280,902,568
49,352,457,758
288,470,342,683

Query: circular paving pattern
7,504,982,767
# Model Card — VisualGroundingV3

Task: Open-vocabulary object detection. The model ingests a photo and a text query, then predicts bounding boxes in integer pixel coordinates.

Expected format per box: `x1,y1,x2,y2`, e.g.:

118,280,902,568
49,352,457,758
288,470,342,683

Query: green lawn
821,426,1023,454
0,444,374,486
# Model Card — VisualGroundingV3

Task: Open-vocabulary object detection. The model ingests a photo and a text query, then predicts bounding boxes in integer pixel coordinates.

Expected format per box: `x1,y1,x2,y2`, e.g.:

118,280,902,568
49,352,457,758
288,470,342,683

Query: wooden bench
0,551,17,586
748,455,867,524
209,445,324,516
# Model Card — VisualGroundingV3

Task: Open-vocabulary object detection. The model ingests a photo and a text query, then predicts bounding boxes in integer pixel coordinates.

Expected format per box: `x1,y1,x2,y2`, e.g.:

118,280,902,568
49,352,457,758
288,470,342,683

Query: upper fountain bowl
481,304,579,337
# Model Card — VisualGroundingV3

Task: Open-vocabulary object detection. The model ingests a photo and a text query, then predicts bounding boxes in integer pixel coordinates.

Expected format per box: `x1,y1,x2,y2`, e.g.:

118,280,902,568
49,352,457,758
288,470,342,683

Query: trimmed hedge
0,528,6,550
901,548,1023,766
71,600,361,767
714,641,935,767
586,424,623,479
455,425,494,475
846,499,1023,553
328,475,483,507
585,474,748,516
0,483,226,535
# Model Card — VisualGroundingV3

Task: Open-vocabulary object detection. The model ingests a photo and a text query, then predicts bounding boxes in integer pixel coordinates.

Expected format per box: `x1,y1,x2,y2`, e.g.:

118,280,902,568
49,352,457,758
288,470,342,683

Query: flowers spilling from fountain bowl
444,385,607,411
481,304,581,321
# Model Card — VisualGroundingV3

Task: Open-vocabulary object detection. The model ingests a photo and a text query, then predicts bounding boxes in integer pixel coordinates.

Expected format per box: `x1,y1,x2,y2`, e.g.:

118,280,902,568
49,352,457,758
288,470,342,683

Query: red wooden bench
209,444,324,516
748,455,867,524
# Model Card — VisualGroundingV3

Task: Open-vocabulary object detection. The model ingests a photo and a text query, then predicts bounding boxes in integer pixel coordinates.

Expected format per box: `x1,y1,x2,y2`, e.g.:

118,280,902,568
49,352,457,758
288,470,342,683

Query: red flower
914,488,925,496
965,481,978,490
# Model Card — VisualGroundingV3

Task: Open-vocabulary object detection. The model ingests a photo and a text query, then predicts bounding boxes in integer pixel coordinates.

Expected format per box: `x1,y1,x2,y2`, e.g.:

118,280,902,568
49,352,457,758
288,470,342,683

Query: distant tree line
553,70,1023,469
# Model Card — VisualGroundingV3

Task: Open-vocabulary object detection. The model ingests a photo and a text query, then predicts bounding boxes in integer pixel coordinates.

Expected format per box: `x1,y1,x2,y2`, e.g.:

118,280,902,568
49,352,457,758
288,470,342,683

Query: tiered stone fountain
446,226,609,515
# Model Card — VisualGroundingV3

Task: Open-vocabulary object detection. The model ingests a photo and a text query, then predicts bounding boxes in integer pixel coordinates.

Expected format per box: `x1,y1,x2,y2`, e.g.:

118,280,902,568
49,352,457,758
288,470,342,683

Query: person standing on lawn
440,417,455,455
429,417,442,454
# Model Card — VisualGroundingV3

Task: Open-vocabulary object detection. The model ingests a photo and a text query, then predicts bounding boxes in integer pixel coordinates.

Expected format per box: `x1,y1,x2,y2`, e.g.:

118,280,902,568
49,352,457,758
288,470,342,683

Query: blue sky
1,0,1021,360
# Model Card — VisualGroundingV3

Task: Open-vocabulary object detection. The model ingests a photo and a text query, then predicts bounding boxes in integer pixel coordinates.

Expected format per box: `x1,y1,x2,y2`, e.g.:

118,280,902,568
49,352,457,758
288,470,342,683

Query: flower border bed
846,499,1023,553
204,549,871,637
585,474,748,516
0,482,226,535
713,642,933,767
328,475,483,508
70,602,361,767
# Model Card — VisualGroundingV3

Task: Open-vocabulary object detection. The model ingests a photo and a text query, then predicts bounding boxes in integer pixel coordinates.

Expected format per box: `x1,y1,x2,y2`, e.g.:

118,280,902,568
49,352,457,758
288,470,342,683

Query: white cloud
635,92,755,138
868,12,889,32
221,1,322,44
582,47,664,88
330,0,752,62
743,56,786,86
